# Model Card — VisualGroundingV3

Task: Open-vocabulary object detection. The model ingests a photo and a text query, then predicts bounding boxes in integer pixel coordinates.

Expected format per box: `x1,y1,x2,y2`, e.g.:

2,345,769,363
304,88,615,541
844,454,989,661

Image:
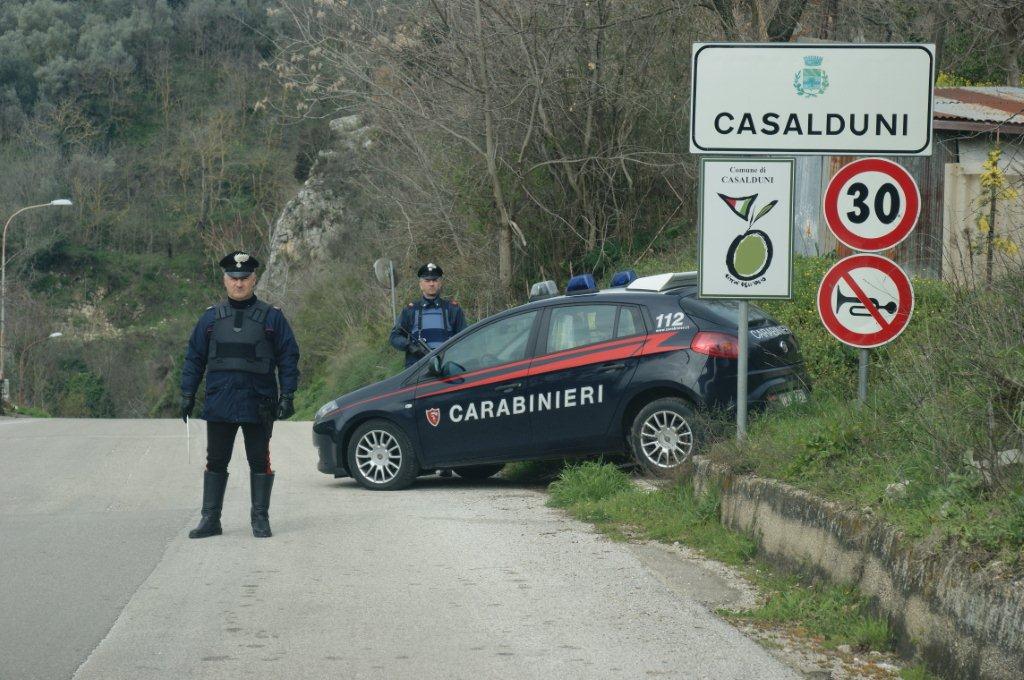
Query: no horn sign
817,254,914,348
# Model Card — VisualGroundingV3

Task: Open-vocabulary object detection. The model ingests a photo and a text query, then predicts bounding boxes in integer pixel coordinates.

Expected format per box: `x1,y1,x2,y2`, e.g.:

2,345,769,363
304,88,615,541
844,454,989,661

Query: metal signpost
698,158,794,439
373,257,397,321
690,42,933,435
820,158,922,400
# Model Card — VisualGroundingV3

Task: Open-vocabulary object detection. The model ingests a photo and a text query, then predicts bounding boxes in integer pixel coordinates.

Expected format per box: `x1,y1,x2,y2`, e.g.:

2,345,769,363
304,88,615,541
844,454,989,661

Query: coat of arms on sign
794,55,829,98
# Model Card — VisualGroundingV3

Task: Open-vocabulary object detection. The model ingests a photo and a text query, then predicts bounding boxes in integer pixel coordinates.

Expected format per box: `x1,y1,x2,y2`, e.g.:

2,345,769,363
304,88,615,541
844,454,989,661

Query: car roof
510,280,699,316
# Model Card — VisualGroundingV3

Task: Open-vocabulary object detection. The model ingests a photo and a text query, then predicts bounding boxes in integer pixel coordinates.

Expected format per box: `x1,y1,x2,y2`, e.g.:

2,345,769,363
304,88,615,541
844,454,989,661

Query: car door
528,303,646,453
413,310,540,466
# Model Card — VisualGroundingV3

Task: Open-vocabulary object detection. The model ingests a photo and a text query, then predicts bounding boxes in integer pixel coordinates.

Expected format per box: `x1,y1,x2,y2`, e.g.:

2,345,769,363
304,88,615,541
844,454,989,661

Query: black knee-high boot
250,472,274,538
189,470,228,539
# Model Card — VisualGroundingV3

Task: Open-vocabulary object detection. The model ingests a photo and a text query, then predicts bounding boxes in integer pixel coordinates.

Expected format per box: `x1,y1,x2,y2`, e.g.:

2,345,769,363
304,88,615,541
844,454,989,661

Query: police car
313,271,809,490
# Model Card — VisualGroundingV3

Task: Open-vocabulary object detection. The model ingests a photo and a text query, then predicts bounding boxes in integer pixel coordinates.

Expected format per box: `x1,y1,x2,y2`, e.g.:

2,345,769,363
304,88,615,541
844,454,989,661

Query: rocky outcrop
688,457,1024,680
258,115,375,301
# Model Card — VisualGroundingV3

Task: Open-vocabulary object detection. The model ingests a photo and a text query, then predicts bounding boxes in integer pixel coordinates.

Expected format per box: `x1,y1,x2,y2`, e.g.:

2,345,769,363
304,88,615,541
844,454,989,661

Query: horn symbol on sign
835,287,898,316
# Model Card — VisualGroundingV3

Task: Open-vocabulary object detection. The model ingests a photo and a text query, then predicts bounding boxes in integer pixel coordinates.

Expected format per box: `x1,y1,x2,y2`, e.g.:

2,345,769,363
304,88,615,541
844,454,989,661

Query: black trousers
206,421,273,474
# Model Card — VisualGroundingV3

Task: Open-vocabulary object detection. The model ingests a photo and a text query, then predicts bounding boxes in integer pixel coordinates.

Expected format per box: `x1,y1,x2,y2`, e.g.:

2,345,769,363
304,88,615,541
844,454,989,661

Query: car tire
628,397,700,474
453,464,505,481
346,419,420,490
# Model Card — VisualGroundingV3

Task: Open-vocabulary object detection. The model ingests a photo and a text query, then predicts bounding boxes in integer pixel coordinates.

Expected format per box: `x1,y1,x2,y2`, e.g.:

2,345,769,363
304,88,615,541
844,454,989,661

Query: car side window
546,304,617,353
616,305,645,338
440,311,537,375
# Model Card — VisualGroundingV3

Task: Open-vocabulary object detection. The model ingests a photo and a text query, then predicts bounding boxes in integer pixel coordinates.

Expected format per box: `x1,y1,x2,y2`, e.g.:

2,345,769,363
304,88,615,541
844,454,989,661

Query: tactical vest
412,301,453,349
207,301,274,374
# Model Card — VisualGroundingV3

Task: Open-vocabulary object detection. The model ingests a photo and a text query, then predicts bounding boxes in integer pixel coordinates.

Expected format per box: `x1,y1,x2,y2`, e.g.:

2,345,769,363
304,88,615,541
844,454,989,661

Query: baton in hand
185,416,190,464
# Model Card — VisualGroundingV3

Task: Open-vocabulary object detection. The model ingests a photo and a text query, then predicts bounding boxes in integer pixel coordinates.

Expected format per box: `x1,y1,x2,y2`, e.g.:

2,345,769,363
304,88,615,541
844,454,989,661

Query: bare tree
271,0,701,290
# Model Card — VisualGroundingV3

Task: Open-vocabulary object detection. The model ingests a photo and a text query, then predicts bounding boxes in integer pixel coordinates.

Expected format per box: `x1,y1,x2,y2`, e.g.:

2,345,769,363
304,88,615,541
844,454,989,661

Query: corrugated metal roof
934,87,1024,125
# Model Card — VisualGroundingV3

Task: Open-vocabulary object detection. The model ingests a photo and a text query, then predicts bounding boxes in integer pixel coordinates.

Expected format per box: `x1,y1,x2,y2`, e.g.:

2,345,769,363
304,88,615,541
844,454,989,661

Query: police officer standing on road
180,251,300,539
389,262,467,368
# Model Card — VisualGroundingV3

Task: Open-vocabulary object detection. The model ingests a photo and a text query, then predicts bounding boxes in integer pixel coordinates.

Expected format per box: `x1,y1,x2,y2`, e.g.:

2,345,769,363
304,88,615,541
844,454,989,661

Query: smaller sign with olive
698,158,794,300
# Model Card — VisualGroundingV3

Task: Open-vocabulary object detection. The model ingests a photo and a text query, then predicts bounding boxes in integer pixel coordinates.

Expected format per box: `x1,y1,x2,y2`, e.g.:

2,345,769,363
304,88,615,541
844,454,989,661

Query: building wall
793,155,825,257
942,136,1024,285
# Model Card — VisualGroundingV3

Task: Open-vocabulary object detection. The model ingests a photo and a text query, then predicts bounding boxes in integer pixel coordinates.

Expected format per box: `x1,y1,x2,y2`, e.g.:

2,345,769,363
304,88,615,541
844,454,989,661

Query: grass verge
546,462,911,658
8,404,51,418
721,256,1024,571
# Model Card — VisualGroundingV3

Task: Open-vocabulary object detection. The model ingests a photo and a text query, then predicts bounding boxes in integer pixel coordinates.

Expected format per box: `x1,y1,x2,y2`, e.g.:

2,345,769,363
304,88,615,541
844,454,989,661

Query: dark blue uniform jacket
181,297,300,423
389,296,467,367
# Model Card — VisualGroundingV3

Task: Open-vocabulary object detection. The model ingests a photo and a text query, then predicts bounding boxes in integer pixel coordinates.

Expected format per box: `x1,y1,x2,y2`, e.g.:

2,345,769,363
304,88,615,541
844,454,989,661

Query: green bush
55,369,114,418
548,461,635,507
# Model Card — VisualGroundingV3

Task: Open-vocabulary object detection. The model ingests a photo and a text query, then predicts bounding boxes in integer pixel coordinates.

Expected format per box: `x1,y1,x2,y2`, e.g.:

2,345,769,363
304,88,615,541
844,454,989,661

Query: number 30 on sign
823,157,921,252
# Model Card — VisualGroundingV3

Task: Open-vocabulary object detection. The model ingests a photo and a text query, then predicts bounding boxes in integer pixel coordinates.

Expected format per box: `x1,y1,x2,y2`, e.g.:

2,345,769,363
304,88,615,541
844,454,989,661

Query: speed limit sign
823,158,921,252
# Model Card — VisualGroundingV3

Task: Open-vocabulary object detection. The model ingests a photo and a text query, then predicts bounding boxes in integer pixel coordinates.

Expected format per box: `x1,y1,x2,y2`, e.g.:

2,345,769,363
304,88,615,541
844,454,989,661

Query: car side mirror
428,355,443,377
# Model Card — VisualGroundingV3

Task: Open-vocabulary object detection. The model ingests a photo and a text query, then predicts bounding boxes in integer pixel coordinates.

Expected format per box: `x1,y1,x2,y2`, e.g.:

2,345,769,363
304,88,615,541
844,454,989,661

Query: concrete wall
689,458,1024,680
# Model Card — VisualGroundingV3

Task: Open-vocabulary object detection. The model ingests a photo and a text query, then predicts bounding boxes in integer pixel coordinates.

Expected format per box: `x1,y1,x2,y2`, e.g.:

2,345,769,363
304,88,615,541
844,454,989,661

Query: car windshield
441,311,537,375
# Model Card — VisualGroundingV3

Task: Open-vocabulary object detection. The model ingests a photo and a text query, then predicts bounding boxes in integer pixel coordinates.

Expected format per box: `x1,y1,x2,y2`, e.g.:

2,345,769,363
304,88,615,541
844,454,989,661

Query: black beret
417,262,443,279
219,251,260,277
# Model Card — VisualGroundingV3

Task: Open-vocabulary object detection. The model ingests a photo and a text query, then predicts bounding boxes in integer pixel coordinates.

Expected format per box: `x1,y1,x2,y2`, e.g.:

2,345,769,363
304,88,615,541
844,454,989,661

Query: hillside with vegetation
2,0,1020,420
0,0,330,416
1,2,1021,566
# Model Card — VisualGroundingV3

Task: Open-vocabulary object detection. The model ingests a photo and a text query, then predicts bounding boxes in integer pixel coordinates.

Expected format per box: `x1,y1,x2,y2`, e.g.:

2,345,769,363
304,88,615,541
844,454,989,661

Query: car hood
314,368,415,423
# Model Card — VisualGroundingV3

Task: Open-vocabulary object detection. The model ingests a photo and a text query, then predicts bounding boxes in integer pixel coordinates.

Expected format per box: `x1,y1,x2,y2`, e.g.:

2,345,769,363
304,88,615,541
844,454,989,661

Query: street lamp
0,199,73,408
17,332,63,406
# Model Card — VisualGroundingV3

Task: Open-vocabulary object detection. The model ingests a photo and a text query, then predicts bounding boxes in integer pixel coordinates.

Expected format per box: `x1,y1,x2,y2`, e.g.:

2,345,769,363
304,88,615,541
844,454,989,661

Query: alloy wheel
639,410,694,468
355,429,403,484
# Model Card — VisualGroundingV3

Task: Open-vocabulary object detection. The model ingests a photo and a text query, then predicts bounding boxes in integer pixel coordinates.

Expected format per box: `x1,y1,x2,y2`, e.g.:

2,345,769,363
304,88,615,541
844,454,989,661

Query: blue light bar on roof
565,273,597,295
610,269,638,287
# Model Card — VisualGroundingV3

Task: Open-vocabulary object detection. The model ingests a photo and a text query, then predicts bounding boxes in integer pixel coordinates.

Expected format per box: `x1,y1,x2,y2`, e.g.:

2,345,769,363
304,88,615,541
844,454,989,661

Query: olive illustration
726,229,773,281
717,194,778,282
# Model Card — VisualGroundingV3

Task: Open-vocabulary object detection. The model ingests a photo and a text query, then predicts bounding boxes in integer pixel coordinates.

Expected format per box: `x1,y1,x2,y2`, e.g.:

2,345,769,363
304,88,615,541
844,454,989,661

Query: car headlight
315,400,338,420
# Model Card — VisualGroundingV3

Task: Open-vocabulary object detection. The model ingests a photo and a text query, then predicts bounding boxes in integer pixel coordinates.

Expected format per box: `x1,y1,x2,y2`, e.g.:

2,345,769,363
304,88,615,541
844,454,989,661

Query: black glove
277,394,295,420
180,394,195,423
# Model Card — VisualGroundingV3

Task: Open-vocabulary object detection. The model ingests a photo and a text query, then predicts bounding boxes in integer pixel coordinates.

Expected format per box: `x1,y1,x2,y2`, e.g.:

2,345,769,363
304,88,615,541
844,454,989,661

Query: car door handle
495,382,522,393
599,362,627,372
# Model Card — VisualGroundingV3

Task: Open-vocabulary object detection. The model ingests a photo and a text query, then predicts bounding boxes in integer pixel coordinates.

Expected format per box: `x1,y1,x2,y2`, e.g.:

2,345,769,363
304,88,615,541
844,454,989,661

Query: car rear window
616,305,644,337
677,295,773,327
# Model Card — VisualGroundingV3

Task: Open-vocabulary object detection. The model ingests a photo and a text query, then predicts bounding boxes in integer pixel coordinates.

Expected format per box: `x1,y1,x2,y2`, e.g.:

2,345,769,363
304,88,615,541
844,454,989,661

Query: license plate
775,389,808,407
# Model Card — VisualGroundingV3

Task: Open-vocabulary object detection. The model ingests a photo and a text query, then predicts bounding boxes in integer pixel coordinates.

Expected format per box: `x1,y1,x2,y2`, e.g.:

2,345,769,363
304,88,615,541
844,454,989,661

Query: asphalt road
0,417,797,680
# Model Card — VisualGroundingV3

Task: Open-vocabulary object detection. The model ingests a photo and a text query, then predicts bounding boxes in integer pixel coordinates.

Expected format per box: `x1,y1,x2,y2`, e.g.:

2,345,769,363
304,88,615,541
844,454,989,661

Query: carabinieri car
312,271,809,490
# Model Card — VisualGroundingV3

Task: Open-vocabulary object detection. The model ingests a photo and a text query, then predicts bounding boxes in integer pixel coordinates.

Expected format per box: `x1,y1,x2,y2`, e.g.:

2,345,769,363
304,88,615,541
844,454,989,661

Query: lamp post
0,199,72,408
17,332,62,406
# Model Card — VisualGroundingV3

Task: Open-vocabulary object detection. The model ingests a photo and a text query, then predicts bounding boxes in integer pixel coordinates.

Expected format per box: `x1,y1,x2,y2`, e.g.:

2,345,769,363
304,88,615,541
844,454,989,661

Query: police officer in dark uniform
180,251,300,539
389,262,467,367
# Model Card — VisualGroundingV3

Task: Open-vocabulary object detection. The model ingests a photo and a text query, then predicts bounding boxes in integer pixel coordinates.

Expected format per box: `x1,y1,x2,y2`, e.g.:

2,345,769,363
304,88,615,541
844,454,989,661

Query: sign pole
388,261,396,322
857,349,869,402
737,300,749,441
